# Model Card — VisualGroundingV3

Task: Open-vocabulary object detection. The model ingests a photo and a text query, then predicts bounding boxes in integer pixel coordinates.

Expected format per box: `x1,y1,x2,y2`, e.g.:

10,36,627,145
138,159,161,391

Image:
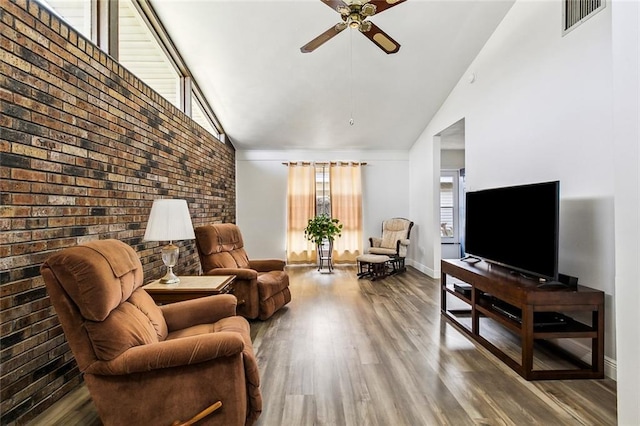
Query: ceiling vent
563,0,605,34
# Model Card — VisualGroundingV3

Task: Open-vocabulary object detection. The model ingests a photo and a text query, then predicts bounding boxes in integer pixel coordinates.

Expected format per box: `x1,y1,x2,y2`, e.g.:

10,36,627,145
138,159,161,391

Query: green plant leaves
303,214,343,245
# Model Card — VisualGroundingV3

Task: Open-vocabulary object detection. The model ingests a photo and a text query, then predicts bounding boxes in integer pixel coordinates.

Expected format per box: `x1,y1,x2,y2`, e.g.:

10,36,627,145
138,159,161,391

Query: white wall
611,0,640,422
409,0,619,375
236,150,410,260
441,149,465,170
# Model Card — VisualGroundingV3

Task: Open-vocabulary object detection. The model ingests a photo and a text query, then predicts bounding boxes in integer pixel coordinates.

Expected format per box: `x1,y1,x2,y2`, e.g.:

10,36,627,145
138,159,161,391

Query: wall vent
563,0,605,34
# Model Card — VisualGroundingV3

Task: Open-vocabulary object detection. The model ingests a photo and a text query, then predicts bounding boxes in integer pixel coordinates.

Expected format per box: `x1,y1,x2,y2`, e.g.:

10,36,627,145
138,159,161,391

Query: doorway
438,119,465,260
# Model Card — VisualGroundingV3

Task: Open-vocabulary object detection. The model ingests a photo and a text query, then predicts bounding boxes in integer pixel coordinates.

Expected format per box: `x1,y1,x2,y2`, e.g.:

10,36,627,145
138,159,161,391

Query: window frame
440,170,460,244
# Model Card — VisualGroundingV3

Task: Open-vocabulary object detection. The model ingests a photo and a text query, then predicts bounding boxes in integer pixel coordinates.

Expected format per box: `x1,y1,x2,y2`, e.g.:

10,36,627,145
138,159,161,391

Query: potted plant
304,214,343,271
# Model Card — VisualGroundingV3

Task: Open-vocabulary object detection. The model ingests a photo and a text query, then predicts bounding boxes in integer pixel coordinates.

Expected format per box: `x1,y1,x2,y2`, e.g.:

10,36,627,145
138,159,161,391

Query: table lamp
143,199,195,284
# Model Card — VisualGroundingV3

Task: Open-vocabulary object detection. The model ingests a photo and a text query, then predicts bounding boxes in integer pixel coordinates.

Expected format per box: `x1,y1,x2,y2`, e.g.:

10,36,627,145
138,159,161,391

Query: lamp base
159,244,180,284
159,267,180,284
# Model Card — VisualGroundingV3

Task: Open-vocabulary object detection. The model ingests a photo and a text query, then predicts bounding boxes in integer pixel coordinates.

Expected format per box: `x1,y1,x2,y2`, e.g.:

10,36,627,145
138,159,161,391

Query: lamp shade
143,199,195,242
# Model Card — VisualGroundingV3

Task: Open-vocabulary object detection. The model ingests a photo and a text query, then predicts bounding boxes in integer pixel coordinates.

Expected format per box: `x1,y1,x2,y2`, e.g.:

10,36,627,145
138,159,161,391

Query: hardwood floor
29,266,617,426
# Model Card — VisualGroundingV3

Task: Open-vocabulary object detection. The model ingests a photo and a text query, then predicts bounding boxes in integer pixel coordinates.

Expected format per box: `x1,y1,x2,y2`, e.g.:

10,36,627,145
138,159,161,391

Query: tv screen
464,181,559,281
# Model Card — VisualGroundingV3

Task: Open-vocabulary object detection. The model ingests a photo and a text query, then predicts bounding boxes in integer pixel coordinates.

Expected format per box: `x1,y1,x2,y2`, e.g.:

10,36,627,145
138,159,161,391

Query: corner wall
409,0,618,374
0,2,235,424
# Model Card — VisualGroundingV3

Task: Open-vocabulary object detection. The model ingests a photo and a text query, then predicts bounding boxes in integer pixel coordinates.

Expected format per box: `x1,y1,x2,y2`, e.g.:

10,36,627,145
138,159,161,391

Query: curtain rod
281,161,367,166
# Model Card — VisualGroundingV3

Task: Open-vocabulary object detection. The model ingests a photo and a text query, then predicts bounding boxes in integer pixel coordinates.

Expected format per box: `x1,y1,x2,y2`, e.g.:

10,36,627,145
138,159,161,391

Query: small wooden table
143,275,235,304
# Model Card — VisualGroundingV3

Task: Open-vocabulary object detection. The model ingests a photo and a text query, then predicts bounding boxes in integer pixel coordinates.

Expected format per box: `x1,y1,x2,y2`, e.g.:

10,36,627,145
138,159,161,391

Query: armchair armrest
370,237,382,248
204,268,258,280
160,294,237,331
84,332,244,375
396,238,411,258
249,259,285,272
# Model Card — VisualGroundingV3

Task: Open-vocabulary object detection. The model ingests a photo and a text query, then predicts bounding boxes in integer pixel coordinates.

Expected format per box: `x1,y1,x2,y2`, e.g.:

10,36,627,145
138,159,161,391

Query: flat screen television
464,181,560,282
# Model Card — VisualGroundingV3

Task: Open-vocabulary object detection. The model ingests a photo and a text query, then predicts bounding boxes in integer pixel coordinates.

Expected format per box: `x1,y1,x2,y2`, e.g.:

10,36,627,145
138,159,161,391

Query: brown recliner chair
195,223,291,320
40,239,261,426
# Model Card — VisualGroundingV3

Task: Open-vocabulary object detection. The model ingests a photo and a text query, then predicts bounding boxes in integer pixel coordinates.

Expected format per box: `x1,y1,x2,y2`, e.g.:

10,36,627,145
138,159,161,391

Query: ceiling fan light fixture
360,21,372,32
348,13,361,29
337,5,350,15
361,3,376,16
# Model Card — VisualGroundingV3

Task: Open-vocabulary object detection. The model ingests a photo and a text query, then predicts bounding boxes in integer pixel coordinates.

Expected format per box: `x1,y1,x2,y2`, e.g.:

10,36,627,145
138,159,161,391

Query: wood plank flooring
28,266,617,426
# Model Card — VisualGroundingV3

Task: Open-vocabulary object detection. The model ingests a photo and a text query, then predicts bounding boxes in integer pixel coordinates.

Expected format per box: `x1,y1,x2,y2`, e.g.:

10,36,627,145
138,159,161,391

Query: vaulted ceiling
149,0,514,151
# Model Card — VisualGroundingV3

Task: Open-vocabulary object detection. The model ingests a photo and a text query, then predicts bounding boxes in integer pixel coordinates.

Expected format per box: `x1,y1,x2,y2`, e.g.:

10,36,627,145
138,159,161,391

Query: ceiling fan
301,0,407,55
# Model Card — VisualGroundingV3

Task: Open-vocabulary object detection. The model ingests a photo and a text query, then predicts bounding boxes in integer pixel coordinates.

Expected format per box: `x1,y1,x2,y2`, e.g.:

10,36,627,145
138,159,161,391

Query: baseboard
406,259,438,278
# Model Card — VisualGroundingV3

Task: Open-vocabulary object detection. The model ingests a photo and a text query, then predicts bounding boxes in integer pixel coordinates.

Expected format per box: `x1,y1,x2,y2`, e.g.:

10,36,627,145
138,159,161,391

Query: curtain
330,163,363,263
286,163,316,263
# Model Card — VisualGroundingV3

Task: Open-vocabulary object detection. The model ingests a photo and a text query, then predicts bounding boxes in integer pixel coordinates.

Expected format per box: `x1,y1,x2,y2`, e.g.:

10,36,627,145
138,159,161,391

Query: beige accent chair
40,239,261,426
368,218,414,273
195,223,291,320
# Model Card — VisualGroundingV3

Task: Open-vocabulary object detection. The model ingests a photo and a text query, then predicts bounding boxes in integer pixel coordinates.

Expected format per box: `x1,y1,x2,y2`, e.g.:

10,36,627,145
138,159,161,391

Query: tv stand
441,259,604,380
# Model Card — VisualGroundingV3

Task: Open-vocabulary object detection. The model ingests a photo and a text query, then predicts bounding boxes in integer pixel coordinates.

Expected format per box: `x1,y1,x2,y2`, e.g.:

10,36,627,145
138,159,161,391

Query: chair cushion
195,224,251,269
257,271,289,301
380,219,411,249
44,239,144,321
369,247,397,256
129,289,168,340
85,289,167,360
356,254,390,263
206,251,251,269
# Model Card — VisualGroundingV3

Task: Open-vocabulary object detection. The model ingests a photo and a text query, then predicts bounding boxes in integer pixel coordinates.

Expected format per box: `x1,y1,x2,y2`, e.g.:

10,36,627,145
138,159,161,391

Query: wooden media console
441,259,604,380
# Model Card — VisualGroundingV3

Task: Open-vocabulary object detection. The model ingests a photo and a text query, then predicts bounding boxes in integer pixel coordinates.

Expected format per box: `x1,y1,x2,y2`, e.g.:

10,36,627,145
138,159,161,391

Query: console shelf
441,259,604,380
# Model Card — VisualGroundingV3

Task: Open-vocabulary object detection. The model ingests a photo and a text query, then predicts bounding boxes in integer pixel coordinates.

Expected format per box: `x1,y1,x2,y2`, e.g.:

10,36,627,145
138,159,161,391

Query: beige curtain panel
330,163,363,263
286,163,316,263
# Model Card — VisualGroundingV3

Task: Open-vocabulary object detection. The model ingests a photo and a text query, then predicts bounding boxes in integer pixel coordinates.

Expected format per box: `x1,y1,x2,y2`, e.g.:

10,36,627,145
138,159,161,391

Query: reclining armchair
368,218,414,273
41,239,261,426
195,223,291,320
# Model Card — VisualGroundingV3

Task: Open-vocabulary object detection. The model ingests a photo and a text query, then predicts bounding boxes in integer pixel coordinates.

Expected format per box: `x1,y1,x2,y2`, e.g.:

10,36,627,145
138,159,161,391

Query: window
315,165,330,217
191,93,219,138
37,0,92,40
118,0,180,107
440,170,460,243
286,162,363,264
37,0,225,140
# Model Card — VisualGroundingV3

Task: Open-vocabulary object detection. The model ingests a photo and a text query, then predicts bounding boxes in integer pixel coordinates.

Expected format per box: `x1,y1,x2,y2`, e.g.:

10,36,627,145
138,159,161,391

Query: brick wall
0,1,236,424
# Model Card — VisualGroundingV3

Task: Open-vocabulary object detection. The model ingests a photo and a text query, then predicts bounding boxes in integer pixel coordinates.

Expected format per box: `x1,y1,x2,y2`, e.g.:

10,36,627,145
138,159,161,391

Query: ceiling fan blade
321,0,349,12
360,22,401,54
301,24,347,53
366,0,407,15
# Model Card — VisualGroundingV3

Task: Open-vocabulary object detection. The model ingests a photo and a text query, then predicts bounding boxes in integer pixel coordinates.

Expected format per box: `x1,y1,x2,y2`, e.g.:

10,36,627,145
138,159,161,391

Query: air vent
563,0,605,34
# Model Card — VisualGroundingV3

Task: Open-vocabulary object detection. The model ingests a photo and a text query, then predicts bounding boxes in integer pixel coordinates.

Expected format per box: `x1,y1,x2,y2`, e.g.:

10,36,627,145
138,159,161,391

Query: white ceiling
149,0,514,151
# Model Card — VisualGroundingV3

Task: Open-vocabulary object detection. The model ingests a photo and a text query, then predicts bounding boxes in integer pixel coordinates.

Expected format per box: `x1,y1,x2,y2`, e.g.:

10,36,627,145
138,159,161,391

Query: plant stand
317,240,333,272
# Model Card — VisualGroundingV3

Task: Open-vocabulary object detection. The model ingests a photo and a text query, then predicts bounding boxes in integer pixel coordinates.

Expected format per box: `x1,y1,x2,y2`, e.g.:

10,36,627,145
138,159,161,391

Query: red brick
11,168,47,182
0,206,31,217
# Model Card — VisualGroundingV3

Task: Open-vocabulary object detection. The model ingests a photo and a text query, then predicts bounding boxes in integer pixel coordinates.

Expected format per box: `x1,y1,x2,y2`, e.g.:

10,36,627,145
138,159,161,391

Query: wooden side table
143,275,236,304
